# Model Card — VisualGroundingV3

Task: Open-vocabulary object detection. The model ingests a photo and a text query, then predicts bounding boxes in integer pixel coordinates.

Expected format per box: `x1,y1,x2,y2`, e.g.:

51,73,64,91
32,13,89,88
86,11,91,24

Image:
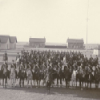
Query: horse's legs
95,80,98,89
60,77,62,87
42,79,45,86
13,78,15,87
85,81,86,88
39,80,40,88
72,80,73,87
79,80,81,89
17,78,20,86
34,80,36,86
81,81,83,90
14,78,17,87
76,78,77,87
27,79,29,88
47,81,50,93
11,79,13,87
3,78,4,87
90,81,91,89
19,78,21,87
73,80,75,87
57,77,59,86
87,81,89,88
5,77,7,88
65,79,68,88
36,80,38,87
23,78,24,87
30,80,32,88
49,85,50,93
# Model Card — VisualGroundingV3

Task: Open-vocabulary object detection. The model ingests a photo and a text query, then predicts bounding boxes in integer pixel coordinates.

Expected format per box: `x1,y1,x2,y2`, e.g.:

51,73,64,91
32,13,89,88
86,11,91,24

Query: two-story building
0,35,17,50
67,38,84,49
29,38,46,48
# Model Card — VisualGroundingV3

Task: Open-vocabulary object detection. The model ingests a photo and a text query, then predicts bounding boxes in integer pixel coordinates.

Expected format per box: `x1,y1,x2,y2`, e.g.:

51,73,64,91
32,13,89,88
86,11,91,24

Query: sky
0,0,100,44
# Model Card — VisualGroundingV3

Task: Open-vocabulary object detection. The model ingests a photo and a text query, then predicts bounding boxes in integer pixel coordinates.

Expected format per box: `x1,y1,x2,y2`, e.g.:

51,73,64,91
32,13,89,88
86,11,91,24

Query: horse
10,64,16,87
77,67,86,90
71,68,77,88
26,65,33,88
15,63,20,85
1,63,9,88
34,66,41,88
56,66,64,87
19,66,26,87
32,67,37,86
0,65,2,85
64,66,72,88
45,69,53,93
94,68,100,88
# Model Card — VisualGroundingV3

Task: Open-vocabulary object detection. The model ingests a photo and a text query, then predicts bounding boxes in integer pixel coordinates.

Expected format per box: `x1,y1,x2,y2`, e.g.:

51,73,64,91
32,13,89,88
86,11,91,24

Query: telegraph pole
86,0,89,45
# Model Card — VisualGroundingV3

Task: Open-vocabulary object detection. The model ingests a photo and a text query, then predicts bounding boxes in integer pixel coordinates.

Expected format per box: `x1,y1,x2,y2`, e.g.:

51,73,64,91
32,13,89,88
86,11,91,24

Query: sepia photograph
0,0,100,100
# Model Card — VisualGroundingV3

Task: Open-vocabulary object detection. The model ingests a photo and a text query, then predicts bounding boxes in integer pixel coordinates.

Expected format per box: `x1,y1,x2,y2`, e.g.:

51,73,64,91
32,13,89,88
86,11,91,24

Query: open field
0,86,100,100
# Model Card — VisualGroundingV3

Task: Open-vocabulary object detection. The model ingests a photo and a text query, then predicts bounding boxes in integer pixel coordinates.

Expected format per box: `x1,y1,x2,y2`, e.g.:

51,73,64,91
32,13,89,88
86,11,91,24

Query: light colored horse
26,66,32,88
15,63,20,85
71,69,77,87
10,64,16,87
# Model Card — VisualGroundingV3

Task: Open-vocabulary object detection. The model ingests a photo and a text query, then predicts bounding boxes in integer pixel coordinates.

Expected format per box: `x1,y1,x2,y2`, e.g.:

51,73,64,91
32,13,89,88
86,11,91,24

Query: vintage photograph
0,0,100,100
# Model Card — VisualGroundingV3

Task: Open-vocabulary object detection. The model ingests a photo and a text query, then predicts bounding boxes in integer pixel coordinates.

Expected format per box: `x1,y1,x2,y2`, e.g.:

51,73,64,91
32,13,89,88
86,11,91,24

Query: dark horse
77,67,86,89
64,66,72,88
1,63,9,88
56,64,64,87
94,69,100,88
19,67,26,87
45,68,54,93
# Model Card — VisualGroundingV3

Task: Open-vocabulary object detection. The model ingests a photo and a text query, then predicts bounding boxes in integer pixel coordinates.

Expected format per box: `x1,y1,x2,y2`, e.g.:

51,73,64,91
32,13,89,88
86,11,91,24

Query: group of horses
0,50,100,92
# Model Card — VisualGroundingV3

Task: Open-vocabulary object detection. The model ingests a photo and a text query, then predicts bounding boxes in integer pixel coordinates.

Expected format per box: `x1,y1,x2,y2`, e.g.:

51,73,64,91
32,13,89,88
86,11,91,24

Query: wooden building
0,35,17,50
9,36,17,49
67,38,84,49
29,38,46,48
45,43,67,49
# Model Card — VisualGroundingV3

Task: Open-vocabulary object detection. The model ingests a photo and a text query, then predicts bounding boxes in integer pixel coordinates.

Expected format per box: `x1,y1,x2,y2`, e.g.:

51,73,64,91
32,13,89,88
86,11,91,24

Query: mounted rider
3,51,8,63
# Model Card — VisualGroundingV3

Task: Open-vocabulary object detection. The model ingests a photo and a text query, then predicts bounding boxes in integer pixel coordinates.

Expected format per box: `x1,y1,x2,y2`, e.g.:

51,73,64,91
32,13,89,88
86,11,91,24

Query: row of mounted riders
0,61,100,90
18,50,98,67
4,49,99,67
1,50,100,90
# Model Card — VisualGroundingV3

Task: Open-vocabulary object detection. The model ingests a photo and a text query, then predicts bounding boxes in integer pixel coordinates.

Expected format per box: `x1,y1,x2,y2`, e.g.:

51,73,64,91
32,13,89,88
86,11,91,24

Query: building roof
0,35,9,43
9,36,17,43
29,38,46,43
0,35,17,43
67,38,84,43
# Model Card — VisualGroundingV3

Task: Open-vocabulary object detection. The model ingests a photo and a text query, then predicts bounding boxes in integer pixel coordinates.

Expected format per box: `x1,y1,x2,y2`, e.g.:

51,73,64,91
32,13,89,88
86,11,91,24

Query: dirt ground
0,86,100,100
